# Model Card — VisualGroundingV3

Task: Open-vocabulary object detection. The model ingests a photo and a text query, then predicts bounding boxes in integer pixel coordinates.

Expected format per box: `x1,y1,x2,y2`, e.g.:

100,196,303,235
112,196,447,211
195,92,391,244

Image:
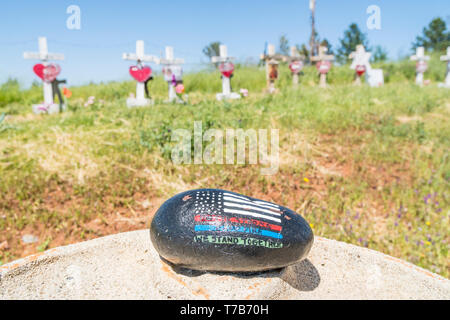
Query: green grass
0,60,449,277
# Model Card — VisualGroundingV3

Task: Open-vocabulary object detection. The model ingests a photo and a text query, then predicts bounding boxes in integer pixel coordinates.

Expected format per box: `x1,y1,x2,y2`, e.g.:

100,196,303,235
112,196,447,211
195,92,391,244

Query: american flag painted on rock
193,190,282,224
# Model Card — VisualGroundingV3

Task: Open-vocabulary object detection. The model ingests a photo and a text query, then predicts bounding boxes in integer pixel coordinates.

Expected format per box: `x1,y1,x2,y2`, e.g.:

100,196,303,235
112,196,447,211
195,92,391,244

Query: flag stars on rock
194,190,282,223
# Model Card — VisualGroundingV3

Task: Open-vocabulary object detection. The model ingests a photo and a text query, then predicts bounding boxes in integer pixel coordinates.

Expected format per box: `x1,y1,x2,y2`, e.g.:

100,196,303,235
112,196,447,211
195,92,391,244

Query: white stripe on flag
223,196,281,211
223,193,251,201
224,201,281,216
252,200,279,208
223,208,281,223
223,193,279,209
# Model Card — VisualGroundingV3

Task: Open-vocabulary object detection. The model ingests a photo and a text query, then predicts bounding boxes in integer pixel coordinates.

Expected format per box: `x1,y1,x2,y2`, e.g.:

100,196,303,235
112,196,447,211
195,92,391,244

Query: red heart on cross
219,62,234,78
289,61,304,74
356,65,366,76
129,65,152,82
33,63,61,82
316,61,331,74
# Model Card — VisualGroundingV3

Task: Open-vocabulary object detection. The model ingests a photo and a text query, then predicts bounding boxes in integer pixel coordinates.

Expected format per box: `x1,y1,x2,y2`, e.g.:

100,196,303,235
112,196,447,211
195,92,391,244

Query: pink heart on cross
219,62,234,78
33,63,61,82
316,61,331,74
129,65,152,82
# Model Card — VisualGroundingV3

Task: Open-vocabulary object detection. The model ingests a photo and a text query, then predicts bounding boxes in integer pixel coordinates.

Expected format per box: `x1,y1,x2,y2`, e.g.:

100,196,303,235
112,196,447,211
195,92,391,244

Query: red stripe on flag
194,214,282,232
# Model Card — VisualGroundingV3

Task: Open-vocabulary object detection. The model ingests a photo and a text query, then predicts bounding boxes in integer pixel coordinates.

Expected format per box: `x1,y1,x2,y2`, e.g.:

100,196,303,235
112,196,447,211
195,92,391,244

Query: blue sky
0,0,448,86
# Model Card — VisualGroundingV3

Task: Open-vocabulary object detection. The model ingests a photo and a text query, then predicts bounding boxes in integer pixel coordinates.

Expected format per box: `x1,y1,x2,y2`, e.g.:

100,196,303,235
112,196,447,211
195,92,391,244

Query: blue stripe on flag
195,225,282,239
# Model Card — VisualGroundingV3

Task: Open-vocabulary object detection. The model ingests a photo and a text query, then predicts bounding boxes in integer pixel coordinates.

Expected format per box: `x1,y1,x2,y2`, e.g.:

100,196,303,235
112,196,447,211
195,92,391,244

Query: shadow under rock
161,255,284,278
161,255,320,292
279,259,320,292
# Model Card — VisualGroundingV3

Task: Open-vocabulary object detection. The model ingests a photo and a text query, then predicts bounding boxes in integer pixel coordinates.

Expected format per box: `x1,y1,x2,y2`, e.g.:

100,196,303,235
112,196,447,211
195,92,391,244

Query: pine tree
202,42,221,59
412,17,450,52
371,45,388,62
320,39,334,55
295,44,310,64
278,34,290,56
336,23,370,64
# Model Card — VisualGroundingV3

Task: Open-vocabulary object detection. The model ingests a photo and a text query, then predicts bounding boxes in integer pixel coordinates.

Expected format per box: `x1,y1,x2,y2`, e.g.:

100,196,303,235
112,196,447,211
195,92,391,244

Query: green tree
412,17,450,52
297,32,330,64
320,39,334,55
0,78,20,91
296,43,310,64
278,34,290,56
202,41,221,59
371,45,388,62
336,23,370,64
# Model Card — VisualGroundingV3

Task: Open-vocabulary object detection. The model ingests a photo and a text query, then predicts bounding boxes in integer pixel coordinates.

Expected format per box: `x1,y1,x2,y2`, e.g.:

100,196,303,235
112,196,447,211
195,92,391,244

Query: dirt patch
0,131,418,266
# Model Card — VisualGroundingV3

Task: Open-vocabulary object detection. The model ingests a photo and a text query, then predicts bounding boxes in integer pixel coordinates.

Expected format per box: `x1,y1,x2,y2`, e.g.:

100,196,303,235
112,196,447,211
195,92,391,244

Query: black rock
150,189,314,272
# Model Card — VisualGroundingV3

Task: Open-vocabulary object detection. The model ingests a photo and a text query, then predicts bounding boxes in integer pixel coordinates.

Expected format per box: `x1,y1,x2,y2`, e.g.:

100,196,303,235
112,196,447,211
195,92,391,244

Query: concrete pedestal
1,230,448,299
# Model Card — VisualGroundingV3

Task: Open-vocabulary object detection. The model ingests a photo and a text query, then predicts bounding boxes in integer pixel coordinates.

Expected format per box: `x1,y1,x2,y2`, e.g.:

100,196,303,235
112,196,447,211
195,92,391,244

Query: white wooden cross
24,37,64,112
211,44,241,100
160,46,185,103
440,47,450,88
311,46,334,88
123,40,159,107
410,47,430,86
285,46,305,86
260,44,284,93
349,44,372,85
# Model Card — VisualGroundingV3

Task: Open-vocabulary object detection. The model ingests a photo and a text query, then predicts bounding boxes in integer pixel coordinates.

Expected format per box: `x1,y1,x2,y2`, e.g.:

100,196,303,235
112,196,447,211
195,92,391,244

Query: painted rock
150,189,314,272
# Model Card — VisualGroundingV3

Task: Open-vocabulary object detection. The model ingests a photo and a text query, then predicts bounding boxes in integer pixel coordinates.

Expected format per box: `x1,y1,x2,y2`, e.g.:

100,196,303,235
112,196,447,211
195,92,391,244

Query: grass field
0,60,449,277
